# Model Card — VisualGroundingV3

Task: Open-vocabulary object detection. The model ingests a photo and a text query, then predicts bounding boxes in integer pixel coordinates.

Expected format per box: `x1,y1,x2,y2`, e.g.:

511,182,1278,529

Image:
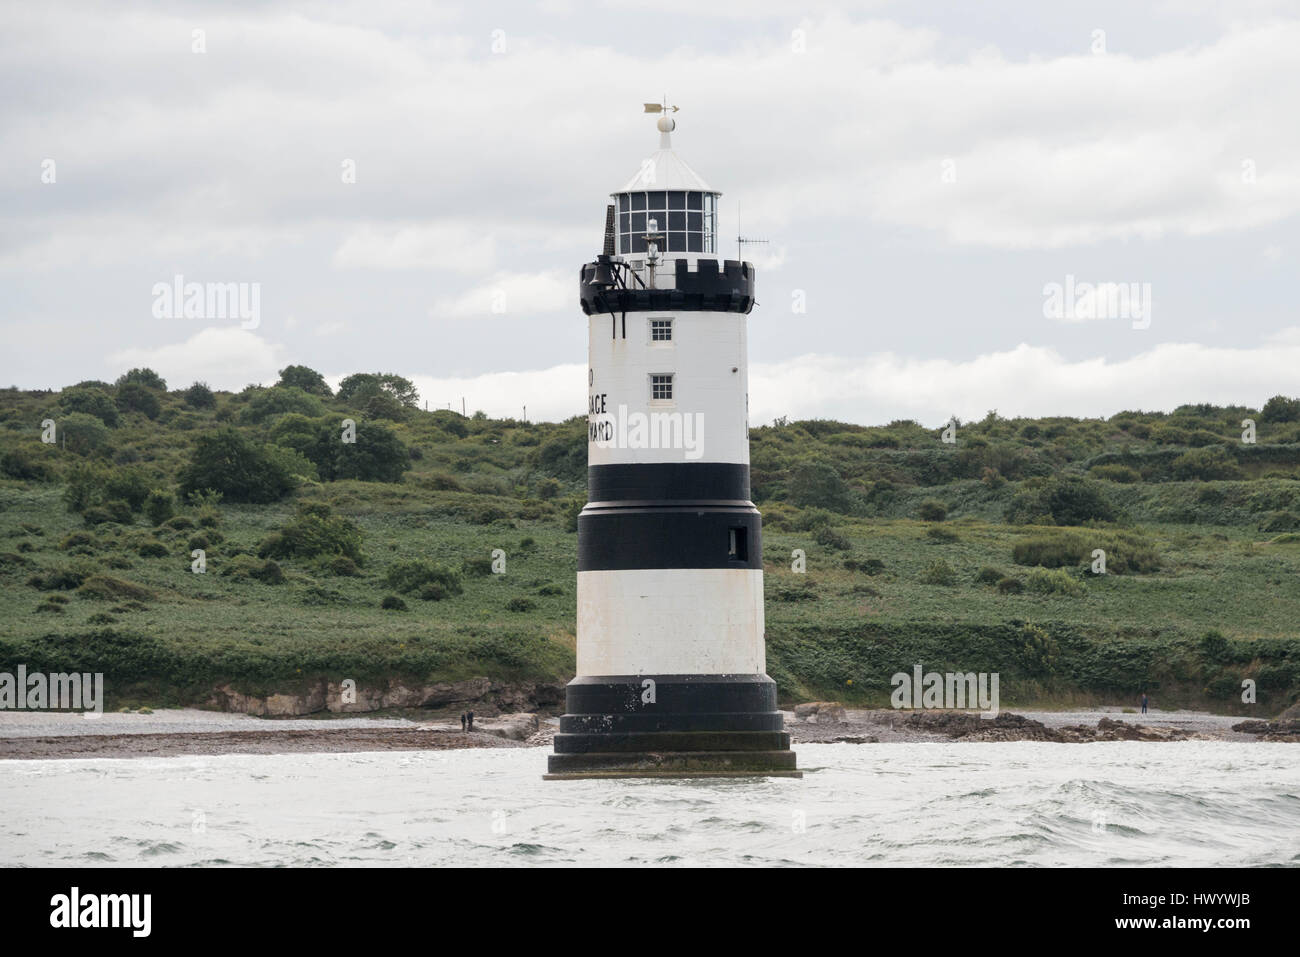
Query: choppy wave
1,742,1296,866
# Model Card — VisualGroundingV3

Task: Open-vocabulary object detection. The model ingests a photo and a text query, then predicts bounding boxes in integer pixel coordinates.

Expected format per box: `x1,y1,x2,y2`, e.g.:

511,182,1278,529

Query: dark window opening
728,527,749,562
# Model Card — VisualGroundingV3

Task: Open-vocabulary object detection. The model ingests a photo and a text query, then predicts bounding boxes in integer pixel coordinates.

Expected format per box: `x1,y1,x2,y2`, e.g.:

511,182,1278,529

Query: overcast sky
3,0,1298,426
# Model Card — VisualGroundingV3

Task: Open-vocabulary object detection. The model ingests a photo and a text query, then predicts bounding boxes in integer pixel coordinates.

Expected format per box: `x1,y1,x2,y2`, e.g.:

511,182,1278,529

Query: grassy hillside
2,369,1299,713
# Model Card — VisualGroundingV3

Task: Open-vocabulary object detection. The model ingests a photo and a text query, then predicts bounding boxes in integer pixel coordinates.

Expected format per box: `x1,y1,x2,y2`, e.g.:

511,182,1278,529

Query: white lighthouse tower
547,105,799,778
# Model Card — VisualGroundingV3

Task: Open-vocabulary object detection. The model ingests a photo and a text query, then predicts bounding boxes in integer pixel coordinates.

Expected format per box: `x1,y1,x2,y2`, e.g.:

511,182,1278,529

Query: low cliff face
206,677,565,718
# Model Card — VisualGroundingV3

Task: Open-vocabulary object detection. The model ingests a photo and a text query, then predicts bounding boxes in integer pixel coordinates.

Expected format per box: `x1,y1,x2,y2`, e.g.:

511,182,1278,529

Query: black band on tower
587,462,751,503
577,506,762,570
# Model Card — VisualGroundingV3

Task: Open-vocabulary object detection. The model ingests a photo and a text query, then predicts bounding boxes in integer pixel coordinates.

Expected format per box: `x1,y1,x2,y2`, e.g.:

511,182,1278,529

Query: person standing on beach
1141,692,1148,714
460,713,466,731
467,710,474,731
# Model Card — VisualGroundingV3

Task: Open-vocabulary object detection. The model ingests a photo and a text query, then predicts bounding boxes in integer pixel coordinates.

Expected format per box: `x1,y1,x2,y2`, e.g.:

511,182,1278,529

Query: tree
1260,395,1300,423
178,428,301,503
115,368,167,391
332,420,412,483
59,412,111,454
60,387,119,427
237,386,325,424
277,364,333,397
116,382,162,419
182,382,216,409
337,373,420,418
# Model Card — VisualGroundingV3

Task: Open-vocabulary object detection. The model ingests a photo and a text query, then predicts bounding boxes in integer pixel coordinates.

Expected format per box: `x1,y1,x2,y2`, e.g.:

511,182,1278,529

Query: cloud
403,333,1300,426
107,326,286,390
428,270,571,319
332,222,497,272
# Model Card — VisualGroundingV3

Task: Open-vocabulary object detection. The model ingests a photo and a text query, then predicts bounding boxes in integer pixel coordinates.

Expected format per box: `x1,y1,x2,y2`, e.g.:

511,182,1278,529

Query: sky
2,0,1298,426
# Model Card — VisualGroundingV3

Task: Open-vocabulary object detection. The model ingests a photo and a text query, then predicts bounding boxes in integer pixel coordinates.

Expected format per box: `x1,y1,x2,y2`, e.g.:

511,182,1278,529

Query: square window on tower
728,527,749,562
649,318,673,342
650,373,674,402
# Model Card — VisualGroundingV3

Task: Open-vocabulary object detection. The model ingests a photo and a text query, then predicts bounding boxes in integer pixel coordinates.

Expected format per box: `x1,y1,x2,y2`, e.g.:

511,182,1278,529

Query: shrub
462,556,495,577
814,526,851,550
1013,533,1087,568
116,368,167,390
917,499,947,522
1089,464,1141,483
137,540,169,558
59,387,119,427
787,462,861,515
385,559,463,599
59,412,111,454
324,556,362,577
331,420,411,483
276,365,333,397
27,565,94,590
1,446,54,481
143,489,176,526
920,559,957,586
1260,511,1300,532
1171,446,1243,481
1005,476,1115,525
926,526,959,543
976,566,1004,585
380,595,408,611
237,387,325,425
506,597,537,612
76,576,156,602
996,577,1024,594
253,560,285,585
258,502,364,563
1024,567,1085,597
182,382,216,409
537,584,564,596
1260,395,1300,423
115,382,162,419
178,429,302,503
164,515,196,532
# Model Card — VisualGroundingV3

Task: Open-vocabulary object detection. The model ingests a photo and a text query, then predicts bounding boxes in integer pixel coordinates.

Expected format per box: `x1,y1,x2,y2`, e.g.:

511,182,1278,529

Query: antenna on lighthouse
736,202,770,261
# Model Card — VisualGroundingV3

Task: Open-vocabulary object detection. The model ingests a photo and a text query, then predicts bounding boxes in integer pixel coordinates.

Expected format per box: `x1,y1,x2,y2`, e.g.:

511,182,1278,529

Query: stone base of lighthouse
545,674,801,779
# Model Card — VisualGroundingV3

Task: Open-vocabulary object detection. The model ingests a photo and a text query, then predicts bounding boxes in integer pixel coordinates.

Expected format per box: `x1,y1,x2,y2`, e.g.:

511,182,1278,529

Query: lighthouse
546,105,799,779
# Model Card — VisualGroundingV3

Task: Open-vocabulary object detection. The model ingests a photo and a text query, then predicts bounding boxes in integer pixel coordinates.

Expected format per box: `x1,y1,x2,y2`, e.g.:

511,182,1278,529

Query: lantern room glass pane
667,211,685,231
668,191,686,209
669,231,685,251
630,212,645,231
687,232,702,252
631,192,646,211
687,191,702,210
687,212,701,231
618,194,630,212
647,191,666,209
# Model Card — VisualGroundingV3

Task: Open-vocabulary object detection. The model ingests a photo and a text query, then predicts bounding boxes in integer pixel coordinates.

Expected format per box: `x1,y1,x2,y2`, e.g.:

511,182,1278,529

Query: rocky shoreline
0,702,1295,759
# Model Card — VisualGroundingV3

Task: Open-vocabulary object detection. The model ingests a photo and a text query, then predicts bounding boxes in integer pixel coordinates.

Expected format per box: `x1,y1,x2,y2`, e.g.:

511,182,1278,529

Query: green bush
1171,446,1243,481
787,462,861,515
976,565,1004,584
59,387,119,427
76,576,156,602
276,364,333,397
996,577,1023,594
137,540,169,558
143,489,176,526
920,559,957,586
1,446,55,481
917,499,947,521
1024,567,1085,597
182,382,216,409
814,526,851,550
380,595,408,611
178,429,302,503
1260,395,1300,423
116,368,167,391
926,526,959,543
26,564,94,591
237,387,325,425
59,412,111,454
506,597,537,612
1005,476,1115,525
258,502,363,563
115,382,162,419
1260,511,1300,532
1089,464,1141,483
384,559,463,599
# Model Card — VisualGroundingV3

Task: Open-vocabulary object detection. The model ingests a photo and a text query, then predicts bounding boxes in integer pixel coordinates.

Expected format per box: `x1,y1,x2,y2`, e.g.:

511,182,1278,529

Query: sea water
1,742,1296,867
